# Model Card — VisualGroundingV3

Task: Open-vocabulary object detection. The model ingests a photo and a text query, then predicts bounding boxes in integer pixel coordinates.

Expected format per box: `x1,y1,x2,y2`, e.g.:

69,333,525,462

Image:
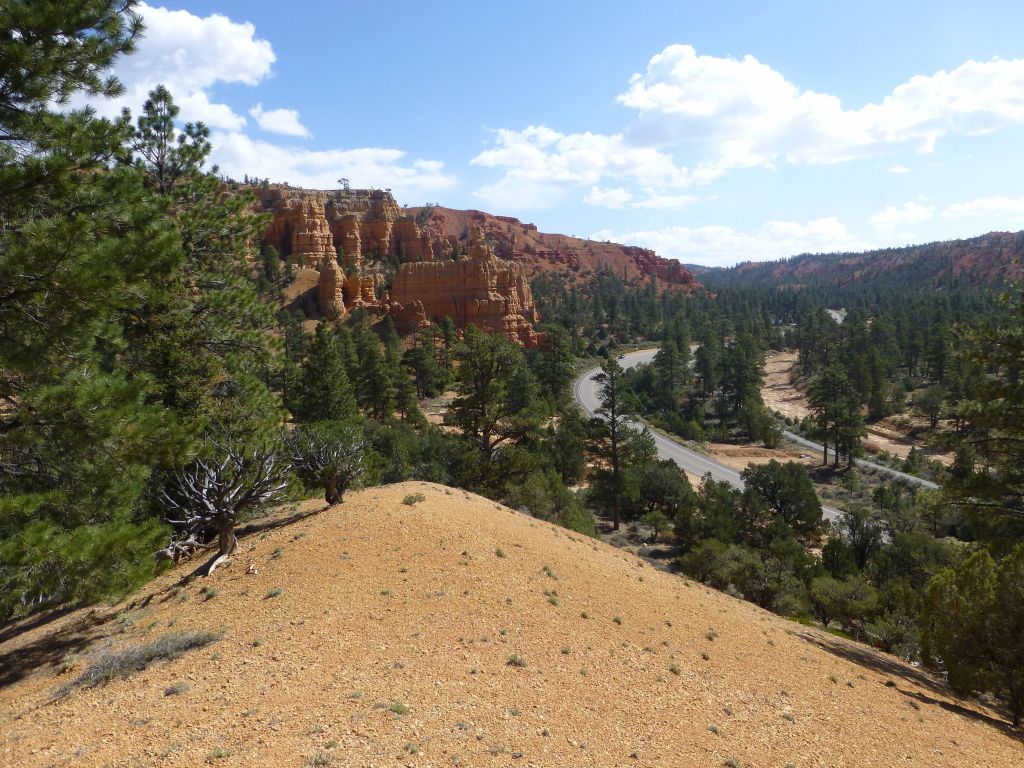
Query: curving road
574,349,846,521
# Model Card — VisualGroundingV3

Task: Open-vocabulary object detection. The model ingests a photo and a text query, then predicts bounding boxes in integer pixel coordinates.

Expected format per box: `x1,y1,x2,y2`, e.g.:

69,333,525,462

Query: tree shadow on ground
0,609,110,689
795,627,1020,741
0,501,332,690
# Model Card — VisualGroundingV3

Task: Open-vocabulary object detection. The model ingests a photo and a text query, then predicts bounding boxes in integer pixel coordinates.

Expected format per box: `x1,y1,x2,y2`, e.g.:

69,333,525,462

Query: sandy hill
1,482,1020,767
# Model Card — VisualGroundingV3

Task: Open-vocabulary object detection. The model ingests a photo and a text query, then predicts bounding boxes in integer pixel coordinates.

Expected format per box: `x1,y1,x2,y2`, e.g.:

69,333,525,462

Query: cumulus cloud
593,217,872,268
584,186,634,208
211,132,455,200
249,104,311,138
473,44,1024,207
631,192,698,210
472,126,696,188
620,45,1024,170
942,195,1024,222
868,202,933,234
76,2,276,129
71,5,453,197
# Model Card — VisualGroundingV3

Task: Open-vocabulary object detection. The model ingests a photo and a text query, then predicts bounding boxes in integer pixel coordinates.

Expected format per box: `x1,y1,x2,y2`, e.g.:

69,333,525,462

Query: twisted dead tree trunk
158,443,288,575
288,421,368,505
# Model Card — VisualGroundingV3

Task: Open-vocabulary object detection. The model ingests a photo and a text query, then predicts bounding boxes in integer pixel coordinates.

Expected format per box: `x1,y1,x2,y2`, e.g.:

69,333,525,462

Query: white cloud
620,45,1024,171
868,202,933,234
631,192,697,210
888,163,910,174
471,176,569,212
75,2,276,130
211,132,456,201
942,196,1024,222
70,5,453,199
472,125,695,188
584,186,634,208
474,45,1024,206
249,104,311,138
593,217,872,267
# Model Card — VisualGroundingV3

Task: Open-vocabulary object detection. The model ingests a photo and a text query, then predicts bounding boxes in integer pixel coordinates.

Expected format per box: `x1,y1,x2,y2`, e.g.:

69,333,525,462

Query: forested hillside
693,231,1024,292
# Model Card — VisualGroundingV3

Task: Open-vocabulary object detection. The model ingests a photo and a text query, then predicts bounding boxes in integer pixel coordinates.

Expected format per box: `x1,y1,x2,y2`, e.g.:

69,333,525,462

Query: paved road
782,429,939,490
573,349,845,521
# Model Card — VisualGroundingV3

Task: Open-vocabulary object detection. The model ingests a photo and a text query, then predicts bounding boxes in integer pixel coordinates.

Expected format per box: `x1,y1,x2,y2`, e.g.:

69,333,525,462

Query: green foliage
922,545,1024,725
447,326,544,490
808,364,865,468
809,575,878,632
741,461,823,542
293,321,357,423
0,3,195,619
946,285,1024,546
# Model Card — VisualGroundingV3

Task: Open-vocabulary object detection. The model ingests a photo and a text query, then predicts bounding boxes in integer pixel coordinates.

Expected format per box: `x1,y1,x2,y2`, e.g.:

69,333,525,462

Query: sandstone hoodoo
390,225,539,346
255,185,697,345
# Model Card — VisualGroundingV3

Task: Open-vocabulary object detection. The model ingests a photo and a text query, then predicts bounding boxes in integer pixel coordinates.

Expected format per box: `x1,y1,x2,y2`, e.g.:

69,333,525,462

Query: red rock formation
262,191,334,267
255,185,696,347
406,206,698,290
317,254,346,320
390,226,539,346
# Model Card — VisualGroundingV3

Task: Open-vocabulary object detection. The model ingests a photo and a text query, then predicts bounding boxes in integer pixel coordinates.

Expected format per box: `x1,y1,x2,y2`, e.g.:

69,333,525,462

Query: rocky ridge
256,186,697,345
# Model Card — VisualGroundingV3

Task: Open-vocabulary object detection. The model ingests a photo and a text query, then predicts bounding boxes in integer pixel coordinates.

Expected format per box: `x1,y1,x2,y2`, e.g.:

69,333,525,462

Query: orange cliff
254,185,697,345
390,225,539,346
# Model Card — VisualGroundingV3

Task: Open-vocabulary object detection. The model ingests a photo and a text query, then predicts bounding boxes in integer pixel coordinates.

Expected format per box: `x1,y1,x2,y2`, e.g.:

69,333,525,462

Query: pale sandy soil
762,351,954,466
421,390,457,428
2,482,1020,767
762,351,810,422
704,442,816,474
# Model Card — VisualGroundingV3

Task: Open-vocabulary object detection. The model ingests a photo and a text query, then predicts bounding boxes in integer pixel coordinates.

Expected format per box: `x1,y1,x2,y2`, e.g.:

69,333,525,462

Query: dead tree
158,443,288,574
288,422,368,505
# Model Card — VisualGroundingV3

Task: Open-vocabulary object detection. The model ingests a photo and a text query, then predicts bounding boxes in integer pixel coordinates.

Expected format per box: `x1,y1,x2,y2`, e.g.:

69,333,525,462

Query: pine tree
126,86,281,444
0,1,189,619
448,326,543,488
587,357,639,530
946,285,1024,543
922,545,1024,726
354,324,396,420
295,321,357,423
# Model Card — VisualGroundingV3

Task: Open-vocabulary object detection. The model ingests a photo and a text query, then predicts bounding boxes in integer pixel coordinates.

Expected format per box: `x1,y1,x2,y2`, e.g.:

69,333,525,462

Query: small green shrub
507,654,528,668
388,702,410,716
265,587,283,599
402,493,426,506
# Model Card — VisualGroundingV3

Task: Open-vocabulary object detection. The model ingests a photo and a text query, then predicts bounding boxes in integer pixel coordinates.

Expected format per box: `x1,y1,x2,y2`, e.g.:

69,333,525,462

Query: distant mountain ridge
689,231,1024,290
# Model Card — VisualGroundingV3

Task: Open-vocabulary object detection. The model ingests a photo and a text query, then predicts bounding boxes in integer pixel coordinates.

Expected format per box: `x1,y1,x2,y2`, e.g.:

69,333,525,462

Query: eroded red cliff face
390,225,538,346
409,206,699,289
256,186,696,345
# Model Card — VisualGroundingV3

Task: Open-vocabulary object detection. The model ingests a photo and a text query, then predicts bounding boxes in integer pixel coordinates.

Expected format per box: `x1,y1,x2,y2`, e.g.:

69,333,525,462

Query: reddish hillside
694,231,1024,290
409,205,698,290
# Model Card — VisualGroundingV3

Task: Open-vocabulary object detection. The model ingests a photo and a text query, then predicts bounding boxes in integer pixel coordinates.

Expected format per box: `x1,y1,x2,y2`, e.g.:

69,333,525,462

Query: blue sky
95,1,1024,266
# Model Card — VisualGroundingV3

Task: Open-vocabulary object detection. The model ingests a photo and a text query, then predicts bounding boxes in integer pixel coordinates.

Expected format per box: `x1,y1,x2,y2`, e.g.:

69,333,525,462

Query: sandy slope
1,482,1020,767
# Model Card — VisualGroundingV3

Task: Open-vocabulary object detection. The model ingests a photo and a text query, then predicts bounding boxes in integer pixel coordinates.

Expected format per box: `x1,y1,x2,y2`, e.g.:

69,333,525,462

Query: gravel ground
1,481,1020,767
